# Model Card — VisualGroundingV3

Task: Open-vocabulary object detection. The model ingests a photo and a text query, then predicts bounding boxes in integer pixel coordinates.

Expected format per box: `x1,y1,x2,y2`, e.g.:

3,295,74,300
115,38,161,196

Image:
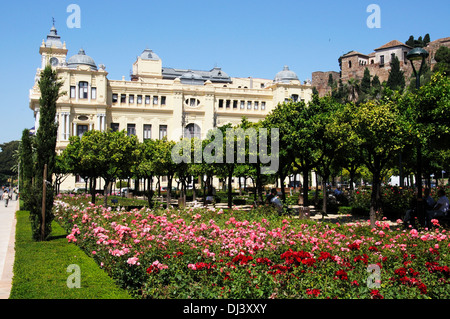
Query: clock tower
39,21,68,69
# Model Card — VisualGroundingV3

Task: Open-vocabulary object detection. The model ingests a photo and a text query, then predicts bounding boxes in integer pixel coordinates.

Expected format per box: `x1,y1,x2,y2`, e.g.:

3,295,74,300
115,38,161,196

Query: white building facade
29,25,313,191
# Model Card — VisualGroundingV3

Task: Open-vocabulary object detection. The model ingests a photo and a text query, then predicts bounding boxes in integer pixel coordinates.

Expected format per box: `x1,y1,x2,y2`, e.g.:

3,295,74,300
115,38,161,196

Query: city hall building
29,25,313,191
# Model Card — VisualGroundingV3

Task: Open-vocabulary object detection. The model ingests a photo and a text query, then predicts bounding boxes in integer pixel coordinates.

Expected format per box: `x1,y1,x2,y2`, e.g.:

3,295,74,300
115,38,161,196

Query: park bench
111,199,118,205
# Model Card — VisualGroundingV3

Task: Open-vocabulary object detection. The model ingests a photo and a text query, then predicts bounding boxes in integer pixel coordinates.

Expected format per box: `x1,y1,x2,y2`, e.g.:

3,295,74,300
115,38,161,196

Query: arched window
185,123,201,139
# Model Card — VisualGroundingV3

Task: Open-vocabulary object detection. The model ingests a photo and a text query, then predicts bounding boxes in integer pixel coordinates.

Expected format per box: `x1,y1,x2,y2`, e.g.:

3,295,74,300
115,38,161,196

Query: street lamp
407,47,429,91
407,47,428,226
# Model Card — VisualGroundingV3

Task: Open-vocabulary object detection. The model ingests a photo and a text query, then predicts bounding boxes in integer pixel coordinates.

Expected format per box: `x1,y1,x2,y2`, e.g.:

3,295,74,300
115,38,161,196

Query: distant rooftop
374,40,412,51
162,67,232,84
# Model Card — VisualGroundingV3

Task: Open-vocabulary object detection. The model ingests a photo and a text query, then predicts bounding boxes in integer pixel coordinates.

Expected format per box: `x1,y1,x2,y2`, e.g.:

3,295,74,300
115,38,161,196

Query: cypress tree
29,65,63,241
19,129,34,211
386,56,405,92
360,68,372,101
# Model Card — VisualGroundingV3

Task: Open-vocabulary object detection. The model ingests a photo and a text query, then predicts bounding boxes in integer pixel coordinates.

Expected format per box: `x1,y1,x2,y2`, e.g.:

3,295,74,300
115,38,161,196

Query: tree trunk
370,170,381,228
167,175,173,207
147,177,153,208
228,170,233,208
279,175,286,201
103,179,109,207
302,168,309,207
322,176,328,215
256,164,263,202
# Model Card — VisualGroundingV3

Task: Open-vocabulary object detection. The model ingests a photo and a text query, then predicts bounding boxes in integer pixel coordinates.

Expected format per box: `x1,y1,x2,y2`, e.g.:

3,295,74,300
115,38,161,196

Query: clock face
50,57,59,66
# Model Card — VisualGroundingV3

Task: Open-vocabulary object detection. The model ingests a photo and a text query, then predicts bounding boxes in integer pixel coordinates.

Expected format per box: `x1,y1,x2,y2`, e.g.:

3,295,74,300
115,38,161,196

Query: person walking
2,190,9,207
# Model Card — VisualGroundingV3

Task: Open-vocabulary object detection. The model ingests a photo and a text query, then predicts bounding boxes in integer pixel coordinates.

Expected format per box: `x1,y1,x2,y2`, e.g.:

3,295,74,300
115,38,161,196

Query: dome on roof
140,49,160,61
274,65,299,83
67,49,98,71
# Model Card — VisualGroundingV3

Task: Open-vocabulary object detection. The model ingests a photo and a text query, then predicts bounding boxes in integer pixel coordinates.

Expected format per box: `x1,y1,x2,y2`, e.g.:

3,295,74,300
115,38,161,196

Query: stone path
0,197,18,299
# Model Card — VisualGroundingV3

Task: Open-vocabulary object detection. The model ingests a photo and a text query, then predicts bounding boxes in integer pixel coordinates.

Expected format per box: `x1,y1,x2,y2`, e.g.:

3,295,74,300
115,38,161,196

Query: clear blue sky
0,0,448,144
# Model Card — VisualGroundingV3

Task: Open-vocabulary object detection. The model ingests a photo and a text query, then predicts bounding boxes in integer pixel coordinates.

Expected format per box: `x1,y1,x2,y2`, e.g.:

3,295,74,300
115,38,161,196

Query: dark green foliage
434,46,450,76
0,140,19,185
406,34,431,48
386,56,405,92
19,129,34,211
29,65,63,241
359,68,372,102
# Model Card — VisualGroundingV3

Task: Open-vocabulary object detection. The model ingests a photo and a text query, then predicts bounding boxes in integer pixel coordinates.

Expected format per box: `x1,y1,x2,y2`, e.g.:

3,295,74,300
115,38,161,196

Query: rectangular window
247,101,252,109
240,101,245,109
77,124,88,137
159,125,167,140
111,123,119,132
112,93,118,103
121,94,126,103
261,102,266,110
127,124,136,136
91,87,97,100
70,86,76,98
129,95,134,104
161,96,166,105
233,100,238,109
218,99,224,108
79,82,88,99
153,96,159,105
143,124,152,140
254,101,259,110
226,100,231,108
137,95,142,104
380,55,385,66
145,95,151,105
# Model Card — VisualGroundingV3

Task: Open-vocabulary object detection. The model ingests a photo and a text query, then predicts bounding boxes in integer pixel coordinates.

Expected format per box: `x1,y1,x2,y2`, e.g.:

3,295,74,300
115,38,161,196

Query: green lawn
9,211,132,299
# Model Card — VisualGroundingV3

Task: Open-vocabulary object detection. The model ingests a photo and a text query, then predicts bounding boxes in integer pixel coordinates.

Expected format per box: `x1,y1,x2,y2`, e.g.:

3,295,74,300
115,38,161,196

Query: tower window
91,87,97,100
70,86,76,98
348,61,352,68
79,82,88,99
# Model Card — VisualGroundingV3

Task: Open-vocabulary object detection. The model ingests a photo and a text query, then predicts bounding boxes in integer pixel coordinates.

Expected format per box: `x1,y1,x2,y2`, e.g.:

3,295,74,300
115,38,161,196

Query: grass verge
9,211,132,299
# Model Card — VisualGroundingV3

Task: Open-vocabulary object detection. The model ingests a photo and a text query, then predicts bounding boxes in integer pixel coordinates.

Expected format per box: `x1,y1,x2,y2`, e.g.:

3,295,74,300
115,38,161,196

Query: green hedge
9,211,132,299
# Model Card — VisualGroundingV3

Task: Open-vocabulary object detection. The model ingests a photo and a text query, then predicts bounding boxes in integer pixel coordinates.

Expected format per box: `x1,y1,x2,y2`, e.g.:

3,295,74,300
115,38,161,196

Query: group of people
403,188,449,228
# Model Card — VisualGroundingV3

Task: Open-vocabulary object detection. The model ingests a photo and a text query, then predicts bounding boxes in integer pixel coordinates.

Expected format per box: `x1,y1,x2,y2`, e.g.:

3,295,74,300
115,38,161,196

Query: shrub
53,194,450,299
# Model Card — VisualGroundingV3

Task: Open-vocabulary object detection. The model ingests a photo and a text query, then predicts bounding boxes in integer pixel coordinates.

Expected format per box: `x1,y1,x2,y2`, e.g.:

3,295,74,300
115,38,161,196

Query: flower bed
54,195,449,299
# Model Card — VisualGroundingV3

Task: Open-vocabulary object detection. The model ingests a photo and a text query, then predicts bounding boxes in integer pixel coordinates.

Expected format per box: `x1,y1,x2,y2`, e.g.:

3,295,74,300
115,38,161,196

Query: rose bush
54,194,449,299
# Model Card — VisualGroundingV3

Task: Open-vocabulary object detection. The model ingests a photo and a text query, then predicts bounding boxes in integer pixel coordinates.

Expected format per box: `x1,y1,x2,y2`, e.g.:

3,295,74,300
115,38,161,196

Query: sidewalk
0,198,18,299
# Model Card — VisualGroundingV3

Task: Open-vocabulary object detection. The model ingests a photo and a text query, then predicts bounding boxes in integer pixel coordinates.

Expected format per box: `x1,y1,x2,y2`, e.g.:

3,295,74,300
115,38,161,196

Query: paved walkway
0,197,18,299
